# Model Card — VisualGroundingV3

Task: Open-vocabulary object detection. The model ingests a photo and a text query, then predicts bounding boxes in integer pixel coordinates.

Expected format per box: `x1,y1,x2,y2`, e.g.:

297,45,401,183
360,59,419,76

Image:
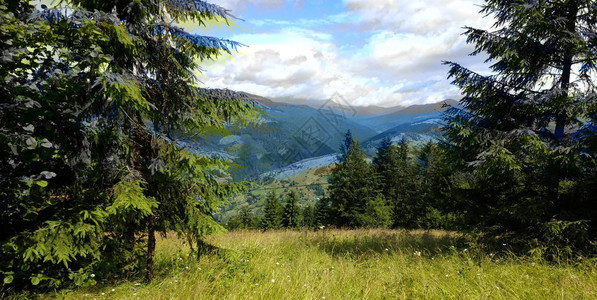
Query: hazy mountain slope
191,94,456,180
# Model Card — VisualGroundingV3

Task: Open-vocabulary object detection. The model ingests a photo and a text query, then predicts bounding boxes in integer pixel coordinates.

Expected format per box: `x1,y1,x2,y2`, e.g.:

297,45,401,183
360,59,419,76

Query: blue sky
200,0,492,107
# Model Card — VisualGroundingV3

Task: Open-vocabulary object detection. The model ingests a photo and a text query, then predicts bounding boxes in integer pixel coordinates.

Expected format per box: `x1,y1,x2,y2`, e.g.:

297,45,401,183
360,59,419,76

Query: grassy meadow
49,229,597,299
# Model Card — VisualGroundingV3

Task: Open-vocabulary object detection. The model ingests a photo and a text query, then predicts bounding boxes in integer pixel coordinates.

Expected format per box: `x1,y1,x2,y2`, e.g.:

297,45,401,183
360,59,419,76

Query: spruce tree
261,191,282,230
328,132,377,227
0,0,259,287
314,197,331,228
282,191,300,229
444,0,597,249
361,194,392,228
301,204,316,229
238,205,255,229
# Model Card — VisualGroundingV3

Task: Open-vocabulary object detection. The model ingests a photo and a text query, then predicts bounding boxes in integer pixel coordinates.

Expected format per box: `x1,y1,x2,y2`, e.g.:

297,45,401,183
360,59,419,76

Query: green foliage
0,0,259,291
314,197,331,228
300,204,316,229
328,132,379,227
359,194,392,228
282,191,300,229
443,0,597,255
261,191,283,231
226,205,256,230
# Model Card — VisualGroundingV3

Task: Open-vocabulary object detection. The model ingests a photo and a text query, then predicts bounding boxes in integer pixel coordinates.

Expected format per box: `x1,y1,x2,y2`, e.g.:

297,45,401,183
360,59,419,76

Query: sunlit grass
50,229,597,299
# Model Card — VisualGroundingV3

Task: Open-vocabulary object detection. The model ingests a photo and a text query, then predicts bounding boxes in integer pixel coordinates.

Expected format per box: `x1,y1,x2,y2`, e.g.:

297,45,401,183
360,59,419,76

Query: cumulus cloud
204,0,495,107
342,0,487,34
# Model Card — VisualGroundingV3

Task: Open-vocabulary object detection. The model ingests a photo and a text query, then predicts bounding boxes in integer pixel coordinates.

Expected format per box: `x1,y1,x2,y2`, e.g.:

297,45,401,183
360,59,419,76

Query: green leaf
4,275,13,284
31,276,41,285
35,180,48,187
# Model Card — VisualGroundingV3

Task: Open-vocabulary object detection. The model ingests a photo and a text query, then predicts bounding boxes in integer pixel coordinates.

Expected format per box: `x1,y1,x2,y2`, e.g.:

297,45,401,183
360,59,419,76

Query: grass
49,229,597,299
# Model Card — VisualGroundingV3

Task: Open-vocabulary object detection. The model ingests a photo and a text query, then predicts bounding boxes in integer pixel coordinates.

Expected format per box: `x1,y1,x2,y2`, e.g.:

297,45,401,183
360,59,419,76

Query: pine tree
444,0,597,250
0,0,259,287
63,0,259,282
261,191,282,231
282,191,300,229
361,194,392,228
328,132,378,227
314,197,331,228
301,204,316,229
238,205,255,229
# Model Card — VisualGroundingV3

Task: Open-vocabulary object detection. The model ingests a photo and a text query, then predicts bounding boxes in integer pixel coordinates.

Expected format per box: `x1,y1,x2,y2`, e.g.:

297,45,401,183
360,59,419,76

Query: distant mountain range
191,93,458,180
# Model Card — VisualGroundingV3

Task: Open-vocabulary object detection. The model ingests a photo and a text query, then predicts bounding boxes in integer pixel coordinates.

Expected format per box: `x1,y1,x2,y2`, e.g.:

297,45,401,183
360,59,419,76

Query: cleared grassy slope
52,229,597,299
219,165,333,222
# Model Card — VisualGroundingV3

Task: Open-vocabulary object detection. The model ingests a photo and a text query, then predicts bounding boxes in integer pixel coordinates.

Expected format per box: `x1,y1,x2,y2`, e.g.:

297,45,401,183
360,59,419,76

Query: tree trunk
145,214,156,282
554,3,578,142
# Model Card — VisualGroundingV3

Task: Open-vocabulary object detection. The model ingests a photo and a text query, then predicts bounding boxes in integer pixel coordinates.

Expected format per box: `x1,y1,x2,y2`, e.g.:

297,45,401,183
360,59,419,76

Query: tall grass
50,229,596,299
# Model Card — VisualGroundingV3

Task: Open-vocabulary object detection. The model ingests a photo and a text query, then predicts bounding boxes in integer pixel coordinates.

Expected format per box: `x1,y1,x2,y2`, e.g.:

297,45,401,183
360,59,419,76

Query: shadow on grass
307,229,469,258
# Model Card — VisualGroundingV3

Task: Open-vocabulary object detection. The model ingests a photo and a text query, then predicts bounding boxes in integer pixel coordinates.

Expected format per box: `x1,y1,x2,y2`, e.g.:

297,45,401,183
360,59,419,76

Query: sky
198,0,494,107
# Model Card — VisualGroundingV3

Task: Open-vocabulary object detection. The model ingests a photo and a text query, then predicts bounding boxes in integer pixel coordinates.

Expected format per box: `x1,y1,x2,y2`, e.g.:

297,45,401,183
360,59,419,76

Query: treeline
326,132,460,230
227,133,460,231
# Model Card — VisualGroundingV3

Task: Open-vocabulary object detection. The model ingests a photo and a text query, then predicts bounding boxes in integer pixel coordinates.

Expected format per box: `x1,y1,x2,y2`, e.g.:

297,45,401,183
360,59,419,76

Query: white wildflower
90,274,95,278
271,279,275,283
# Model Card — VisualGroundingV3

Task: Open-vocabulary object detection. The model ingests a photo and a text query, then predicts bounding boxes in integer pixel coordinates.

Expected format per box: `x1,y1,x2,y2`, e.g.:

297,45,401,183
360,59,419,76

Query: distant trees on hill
226,133,462,232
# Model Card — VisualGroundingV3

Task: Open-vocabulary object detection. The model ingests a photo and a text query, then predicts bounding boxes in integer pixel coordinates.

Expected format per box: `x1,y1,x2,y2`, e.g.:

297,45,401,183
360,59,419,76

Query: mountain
190,94,457,180
387,99,458,115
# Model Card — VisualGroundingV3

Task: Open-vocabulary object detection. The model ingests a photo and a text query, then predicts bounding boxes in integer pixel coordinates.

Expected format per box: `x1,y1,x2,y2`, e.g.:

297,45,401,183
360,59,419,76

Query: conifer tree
0,0,259,287
328,132,377,227
444,0,597,249
361,194,392,228
314,197,331,228
238,205,255,229
301,204,316,229
282,191,300,229
261,191,282,230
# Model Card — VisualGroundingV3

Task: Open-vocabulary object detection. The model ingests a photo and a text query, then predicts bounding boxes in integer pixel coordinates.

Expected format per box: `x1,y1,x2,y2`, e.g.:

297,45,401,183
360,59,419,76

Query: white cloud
342,0,487,34
203,0,495,107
